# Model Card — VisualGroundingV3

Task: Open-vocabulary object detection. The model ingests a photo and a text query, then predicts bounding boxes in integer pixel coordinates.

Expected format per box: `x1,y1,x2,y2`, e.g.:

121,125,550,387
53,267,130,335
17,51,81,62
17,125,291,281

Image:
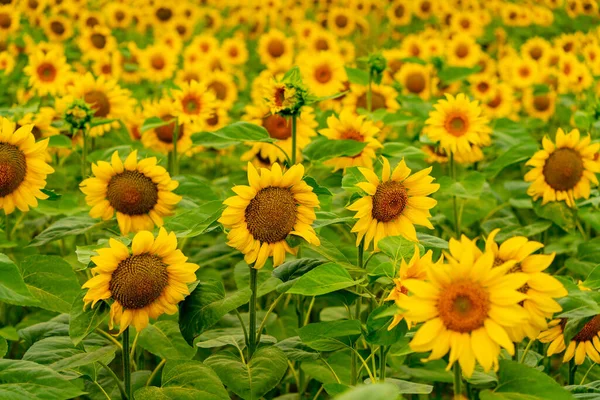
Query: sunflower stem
291,113,297,165
449,153,460,238
569,359,577,385
248,266,258,358
379,346,387,382
352,241,365,385
519,339,534,363
145,358,166,387
122,327,132,399
453,363,462,398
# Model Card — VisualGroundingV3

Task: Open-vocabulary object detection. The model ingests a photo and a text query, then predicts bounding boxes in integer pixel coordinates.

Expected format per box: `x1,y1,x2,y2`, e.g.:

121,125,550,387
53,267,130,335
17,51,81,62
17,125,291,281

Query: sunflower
151,2,176,26
483,229,566,342
118,42,144,84
425,93,491,158
204,106,230,132
326,7,356,37
262,79,300,115
347,157,439,250
172,80,216,130
0,51,14,75
221,37,249,66
0,117,54,214
306,29,339,54
319,109,382,171
82,228,198,333
481,83,515,119
24,49,71,96
387,0,412,26
401,242,529,377
80,150,181,235
170,16,193,42
395,63,432,100
525,128,600,207
469,75,496,102
509,57,539,89
105,2,132,29
92,52,122,80
18,107,60,142
386,247,440,330
242,103,317,164
521,37,551,63
446,33,481,67
0,6,19,41
43,14,72,42
258,29,294,70
142,98,193,155
68,72,134,137
343,83,400,114
141,44,177,83
522,88,556,121
78,25,116,61
219,162,320,270
540,317,600,365
299,51,347,98
412,0,434,20
204,71,238,110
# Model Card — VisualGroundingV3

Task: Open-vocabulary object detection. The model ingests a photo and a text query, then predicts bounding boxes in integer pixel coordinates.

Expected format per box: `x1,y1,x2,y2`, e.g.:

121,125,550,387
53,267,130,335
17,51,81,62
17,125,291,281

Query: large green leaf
437,66,480,84
138,320,196,360
533,199,576,232
205,346,288,400
365,305,407,346
334,383,400,400
299,320,362,351
134,360,229,400
287,263,357,296
479,360,574,400
0,338,6,359
378,236,419,263
30,215,102,246
193,122,274,148
164,201,224,238
69,291,109,346
0,254,37,306
485,142,537,179
303,138,367,161
0,359,85,399
20,255,80,314
179,280,252,345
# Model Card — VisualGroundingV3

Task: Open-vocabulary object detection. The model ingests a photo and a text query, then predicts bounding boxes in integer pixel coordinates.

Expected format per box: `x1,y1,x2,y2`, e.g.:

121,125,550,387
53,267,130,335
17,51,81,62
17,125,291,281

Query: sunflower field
4,0,600,399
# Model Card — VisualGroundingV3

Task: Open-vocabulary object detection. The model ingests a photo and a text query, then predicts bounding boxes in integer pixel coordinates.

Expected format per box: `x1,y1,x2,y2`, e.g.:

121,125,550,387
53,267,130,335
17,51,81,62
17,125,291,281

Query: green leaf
141,116,174,133
164,201,224,238
0,359,85,399
89,118,119,128
134,360,229,400
494,221,552,242
0,338,6,359
533,199,576,232
303,137,367,161
179,280,252,346
205,346,288,400
574,111,591,130
0,254,37,307
47,135,72,148
192,122,273,148
384,378,433,394
365,305,407,346
20,255,80,314
335,383,400,400
378,236,418,263
578,237,600,264
438,66,480,84
305,176,333,196
485,143,537,179
345,67,369,85
417,233,449,250
299,320,362,351
275,337,320,361
282,66,302,86
69,290,109,346
30,215,102,246
479,360,574,400
272,258,325,282
287,263,357,296
138,320,196,360
22,336,116,371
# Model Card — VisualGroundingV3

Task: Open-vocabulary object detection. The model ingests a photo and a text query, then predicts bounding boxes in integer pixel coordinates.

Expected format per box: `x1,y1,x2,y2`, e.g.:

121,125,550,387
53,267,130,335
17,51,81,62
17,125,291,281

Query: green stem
9,211,24,239
379,346,387,382
453,363,462,398
256,292,285,345
291,114,297,165
99,362,127,400
297,295,305,399
122,327,132,399
449,153,460,238
352,241,365,385
146,359,166,387
569,359,577,385
580,363,595,385
248,266,258,358
513,342,519,361
575,215,587,241
519,339,534,363
235,309,249,349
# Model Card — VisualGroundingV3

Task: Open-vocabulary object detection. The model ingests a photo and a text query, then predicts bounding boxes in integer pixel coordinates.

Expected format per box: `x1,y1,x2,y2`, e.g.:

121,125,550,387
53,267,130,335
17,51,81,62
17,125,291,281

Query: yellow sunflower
299,51,347,98
319,109,382,171
446,33,481,67
18,107,60,141
509,57,539,89
484,229,566,342
24,49,71,96
43,14,72,42
326,7,356,37
521,37,551,63
221,37,249,66
141,44,177,83
522,88,556,121
0,51,14,75
204,71,238,110
395,63,433,100
92,52,122,81
425,93,491,157
343,83,400,114
219,163,320,270
540,317,600,365
242,103,316,164
142,98,193,155
78,25,116,61
0,117,54,214
258,29,294,70
525,128,600,207
386,247,440,330
82,228,198,333
80,150,181,235
172,80,216,130
402,242,529,377
68,72,133,137
387,0,412,26
481,83,515,119
347,157,439,250
263,79,299,115
118,42,144,84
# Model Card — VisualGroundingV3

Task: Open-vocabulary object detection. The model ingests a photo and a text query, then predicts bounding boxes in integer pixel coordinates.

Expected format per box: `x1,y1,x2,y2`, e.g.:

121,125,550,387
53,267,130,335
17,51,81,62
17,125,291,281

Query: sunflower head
64,98,94,131
82,228,199,333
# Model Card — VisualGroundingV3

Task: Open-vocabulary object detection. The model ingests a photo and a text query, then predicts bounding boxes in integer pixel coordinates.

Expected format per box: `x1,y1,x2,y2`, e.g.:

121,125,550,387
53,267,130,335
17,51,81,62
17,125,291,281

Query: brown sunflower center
109,253,168,309
445,115,469,137
37,63,57,82
533,95,550,111
570,315,600,342
357,92,386,111
263,115,291,140
394,4,405,17
86,16,99,28
268,39,285,58
341,129,364,142
477,82,489,93
156,7,172,21
542,148,584,191
405,72,426,94
487,93,502,108
50,20,64,35
181,94,201,114
315,38,329,51
245,186,297,243
151,55,165,70
106,170,159,215
456,44,469,58
314,65,332,84
335,15,348,28
91,33,106,49
206,113,219,127
155,114,183,144
438,280,490,333
115,11,125,21
208,81,227,100
0,143,27,197
372,180,408,223
84,90,110,118
530,47,543,60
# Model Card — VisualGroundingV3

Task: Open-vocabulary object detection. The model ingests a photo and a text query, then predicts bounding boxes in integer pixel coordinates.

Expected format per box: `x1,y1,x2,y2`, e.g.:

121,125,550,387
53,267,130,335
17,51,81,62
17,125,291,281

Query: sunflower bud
64,99,94,131
368,53,387,84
